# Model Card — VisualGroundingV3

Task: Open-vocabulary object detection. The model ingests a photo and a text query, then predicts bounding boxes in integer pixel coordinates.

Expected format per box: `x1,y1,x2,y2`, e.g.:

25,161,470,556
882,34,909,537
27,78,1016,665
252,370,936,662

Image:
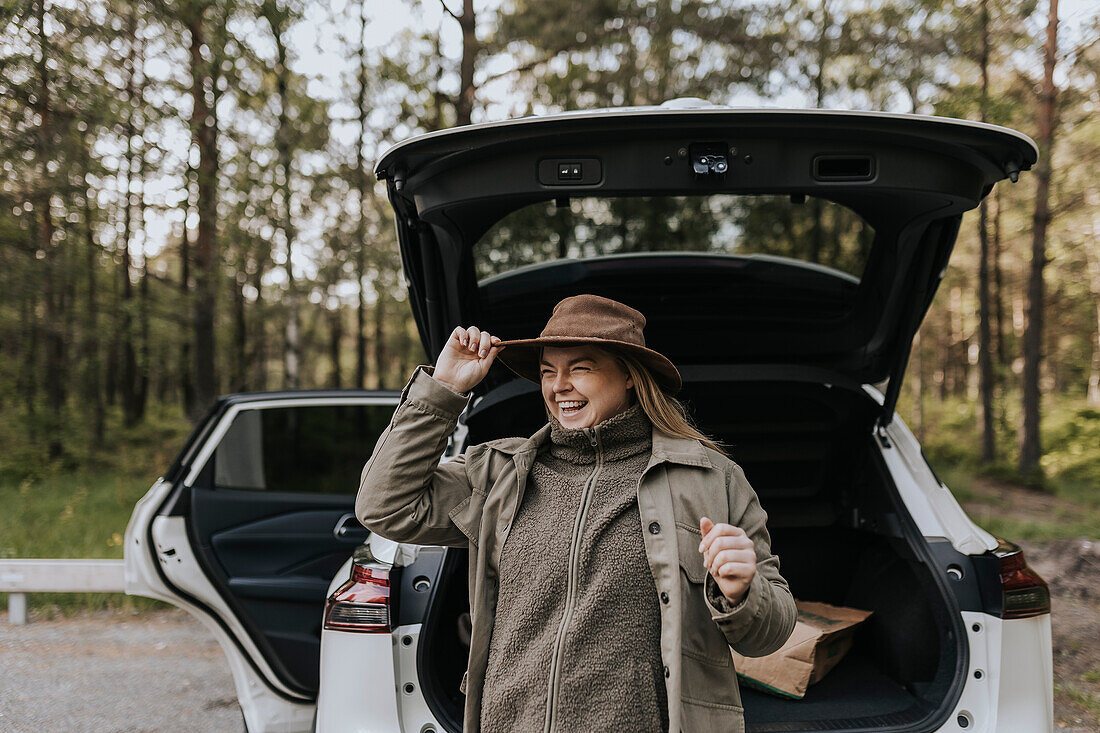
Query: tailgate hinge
874,422,892,449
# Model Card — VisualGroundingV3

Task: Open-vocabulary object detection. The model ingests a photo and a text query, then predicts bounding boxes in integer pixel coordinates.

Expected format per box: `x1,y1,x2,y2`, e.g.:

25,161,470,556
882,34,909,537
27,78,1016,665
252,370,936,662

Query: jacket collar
649,428,715,469
497,421,714,471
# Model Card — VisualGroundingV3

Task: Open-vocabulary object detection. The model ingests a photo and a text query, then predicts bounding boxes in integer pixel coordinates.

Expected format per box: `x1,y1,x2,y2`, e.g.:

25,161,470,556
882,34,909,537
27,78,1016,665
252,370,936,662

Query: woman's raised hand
431,326,504,394
699,516,757,606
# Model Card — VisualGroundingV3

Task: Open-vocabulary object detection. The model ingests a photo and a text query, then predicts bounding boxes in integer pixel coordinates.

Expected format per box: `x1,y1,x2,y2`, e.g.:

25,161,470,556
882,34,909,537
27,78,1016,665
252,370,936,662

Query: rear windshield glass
475,195,874,282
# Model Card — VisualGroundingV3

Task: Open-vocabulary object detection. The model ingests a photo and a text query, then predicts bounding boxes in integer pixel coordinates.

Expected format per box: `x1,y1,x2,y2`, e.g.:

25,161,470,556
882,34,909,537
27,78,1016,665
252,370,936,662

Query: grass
1055,682,1100,725
0,401,192,617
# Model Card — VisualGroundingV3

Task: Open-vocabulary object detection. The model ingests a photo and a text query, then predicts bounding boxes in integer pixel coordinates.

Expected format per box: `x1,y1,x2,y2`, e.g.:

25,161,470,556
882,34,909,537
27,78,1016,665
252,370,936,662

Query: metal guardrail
0,559,126,625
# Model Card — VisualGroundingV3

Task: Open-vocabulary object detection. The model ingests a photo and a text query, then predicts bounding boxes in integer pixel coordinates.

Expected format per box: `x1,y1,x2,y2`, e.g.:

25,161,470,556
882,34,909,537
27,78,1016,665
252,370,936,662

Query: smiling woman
355,292,798,733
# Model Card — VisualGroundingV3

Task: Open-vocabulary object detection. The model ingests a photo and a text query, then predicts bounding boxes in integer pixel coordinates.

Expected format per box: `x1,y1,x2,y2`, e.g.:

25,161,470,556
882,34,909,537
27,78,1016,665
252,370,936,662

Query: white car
126,105,1053,733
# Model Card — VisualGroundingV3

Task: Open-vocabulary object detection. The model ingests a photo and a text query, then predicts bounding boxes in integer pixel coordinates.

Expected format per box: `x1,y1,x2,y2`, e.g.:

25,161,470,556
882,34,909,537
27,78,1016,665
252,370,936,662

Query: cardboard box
731,600,872,700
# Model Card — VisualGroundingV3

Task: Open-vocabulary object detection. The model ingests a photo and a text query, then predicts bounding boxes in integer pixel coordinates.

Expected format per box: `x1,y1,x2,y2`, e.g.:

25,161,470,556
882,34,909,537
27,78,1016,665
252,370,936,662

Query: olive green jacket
356,366,797,733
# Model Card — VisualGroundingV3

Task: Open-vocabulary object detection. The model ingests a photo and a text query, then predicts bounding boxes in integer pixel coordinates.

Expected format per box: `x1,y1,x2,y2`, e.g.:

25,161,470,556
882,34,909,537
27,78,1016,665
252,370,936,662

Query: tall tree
261,0,302,388
120,1,146,426
258,0,329,389
975,0,998,462
1019,0,1059,476
355,0,370,389
180,0,221,419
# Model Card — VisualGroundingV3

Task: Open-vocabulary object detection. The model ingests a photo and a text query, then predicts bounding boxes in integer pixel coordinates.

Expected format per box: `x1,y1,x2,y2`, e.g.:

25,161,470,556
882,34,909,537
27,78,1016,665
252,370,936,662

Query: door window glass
209,404,394,494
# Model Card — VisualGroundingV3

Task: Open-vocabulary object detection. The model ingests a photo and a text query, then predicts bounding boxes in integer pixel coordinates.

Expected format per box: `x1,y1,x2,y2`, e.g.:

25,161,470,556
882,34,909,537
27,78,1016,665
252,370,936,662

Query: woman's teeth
559,401,588,414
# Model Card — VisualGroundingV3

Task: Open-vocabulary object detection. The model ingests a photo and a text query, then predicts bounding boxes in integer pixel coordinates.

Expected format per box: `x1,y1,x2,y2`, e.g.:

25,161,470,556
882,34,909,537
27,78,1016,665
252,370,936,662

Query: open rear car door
124,390,400,732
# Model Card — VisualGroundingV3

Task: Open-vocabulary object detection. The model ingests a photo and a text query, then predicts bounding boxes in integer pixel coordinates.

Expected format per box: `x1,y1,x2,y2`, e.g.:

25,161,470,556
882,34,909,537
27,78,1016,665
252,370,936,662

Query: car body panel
953,612,1054,733
875,392,997,555
996,615,1054,732
315,629,403,732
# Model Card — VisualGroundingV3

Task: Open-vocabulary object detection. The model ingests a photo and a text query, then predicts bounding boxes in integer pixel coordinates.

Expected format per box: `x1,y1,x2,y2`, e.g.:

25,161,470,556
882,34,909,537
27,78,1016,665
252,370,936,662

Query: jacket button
664,665,670,678
648,521,661,534
660,591,669,604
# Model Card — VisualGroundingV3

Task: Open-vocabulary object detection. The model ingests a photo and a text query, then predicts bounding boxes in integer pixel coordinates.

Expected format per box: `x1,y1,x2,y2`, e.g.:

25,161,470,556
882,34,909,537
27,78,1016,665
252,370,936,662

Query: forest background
1,0,1099,572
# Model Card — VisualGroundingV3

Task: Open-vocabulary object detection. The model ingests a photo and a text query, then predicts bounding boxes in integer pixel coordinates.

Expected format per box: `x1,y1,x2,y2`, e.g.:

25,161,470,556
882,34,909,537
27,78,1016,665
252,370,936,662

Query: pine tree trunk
20,292,38,435
268,8,299,389
233,258,248,392
189,4,218,420
355,0,368,389
121,6,140,426
252,258,268,390
138,244,150,418
978,200,995,461
976,0,995,463
1019,0,1058,477
179,185,194,413
329,299,343,388
1087,199,1100,407
36,0,63,459
82,148,105,448
373,291,385,388
135,35,150,422
455,0,476,125
992,188,1010,434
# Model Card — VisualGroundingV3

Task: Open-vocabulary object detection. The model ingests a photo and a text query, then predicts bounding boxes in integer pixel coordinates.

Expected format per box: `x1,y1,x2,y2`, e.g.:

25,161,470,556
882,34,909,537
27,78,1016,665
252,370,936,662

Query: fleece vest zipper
542,426,603,733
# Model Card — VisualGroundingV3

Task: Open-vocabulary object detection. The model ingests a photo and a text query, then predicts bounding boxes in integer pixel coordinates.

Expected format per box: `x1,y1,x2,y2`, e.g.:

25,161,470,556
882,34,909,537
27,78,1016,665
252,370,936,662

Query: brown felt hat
496,294,682,394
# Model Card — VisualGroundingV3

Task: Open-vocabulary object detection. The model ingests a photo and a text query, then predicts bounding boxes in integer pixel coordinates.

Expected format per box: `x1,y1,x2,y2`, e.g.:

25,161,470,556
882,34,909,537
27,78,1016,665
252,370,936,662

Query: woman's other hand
698,516,756,606
432,326,505,394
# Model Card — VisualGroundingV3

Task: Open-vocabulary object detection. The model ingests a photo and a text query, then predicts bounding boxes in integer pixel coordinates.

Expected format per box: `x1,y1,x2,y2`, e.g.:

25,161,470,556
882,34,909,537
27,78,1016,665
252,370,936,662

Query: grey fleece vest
479,403,669,733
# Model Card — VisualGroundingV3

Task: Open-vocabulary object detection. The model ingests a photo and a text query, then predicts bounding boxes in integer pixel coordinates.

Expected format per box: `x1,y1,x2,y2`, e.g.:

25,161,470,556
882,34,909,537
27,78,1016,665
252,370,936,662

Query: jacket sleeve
355,365,476,547
703,462,798,657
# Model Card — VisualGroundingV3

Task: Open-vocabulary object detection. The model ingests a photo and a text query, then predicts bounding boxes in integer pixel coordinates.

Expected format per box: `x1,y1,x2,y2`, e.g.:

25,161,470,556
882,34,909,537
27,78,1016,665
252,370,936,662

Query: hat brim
495,336,682,394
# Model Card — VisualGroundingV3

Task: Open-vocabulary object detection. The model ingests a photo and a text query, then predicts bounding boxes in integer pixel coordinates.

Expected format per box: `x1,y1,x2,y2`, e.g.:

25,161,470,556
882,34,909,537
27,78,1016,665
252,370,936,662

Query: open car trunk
414,377,965,732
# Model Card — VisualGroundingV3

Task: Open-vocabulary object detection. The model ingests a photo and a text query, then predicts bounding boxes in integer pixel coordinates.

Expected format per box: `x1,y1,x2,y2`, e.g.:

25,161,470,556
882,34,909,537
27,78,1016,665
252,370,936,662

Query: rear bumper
316,629,402,732
946,612,1053,732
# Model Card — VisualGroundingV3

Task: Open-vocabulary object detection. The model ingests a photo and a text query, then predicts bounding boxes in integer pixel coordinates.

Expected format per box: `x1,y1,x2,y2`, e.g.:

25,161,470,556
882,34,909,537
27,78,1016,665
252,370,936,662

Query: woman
356,294,796,733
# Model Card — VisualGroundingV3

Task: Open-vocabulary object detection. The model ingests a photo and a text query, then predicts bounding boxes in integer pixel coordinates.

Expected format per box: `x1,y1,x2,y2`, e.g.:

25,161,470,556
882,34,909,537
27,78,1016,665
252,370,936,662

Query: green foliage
1040,407,1100,503
910,393,1100,495
0,404,190,615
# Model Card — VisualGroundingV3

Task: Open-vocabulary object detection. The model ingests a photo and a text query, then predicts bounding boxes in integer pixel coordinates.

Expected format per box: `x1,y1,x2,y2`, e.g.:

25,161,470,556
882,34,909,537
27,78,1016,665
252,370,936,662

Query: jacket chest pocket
676,524,733,668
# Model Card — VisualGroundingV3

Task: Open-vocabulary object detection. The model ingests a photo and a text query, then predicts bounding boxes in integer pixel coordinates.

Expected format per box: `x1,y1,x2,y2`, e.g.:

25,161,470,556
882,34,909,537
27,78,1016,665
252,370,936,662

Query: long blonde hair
613,351,728,456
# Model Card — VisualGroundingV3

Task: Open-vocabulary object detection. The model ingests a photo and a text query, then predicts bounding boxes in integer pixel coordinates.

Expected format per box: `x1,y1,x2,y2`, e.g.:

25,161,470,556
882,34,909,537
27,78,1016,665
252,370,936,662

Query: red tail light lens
997,544,1050,619
324,564,392,632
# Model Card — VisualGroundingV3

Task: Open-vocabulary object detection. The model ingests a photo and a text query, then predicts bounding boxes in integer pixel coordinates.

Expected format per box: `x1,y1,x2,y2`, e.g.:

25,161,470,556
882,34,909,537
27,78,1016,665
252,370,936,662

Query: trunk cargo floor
743,650,933,731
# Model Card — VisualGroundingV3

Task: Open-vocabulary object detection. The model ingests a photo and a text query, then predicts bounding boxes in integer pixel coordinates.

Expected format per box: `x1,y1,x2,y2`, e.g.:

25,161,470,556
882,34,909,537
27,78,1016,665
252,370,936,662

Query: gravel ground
0,608,244,732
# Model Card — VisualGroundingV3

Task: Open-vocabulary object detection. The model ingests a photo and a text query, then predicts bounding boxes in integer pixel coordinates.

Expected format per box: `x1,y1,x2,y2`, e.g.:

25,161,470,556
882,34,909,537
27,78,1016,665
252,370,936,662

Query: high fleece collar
501,408,716,472
547,403,652,464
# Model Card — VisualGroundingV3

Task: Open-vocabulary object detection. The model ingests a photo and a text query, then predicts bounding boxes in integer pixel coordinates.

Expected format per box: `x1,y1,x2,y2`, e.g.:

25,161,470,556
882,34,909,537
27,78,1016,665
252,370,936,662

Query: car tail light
996,542,1050,619
324,562,393,632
